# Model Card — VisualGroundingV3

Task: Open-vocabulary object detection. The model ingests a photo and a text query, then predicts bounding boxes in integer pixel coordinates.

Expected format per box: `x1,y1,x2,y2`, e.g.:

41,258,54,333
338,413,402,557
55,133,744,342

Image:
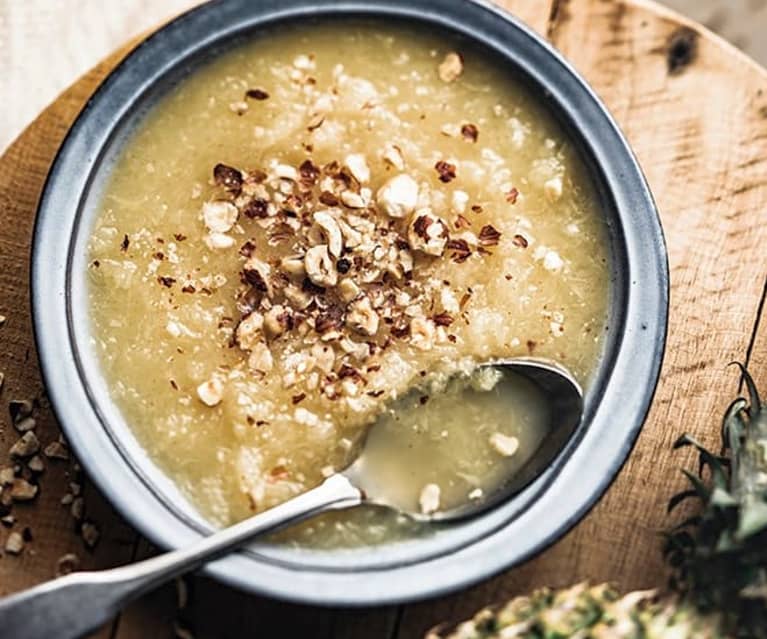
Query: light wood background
1,1,767,637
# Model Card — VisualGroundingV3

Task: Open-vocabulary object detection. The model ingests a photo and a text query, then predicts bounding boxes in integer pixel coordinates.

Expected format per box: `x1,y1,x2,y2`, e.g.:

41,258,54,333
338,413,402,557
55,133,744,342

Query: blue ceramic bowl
31,0,668,605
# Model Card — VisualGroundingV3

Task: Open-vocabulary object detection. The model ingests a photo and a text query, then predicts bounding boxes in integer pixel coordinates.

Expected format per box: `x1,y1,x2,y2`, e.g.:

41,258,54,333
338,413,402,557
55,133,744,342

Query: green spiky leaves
666,365,767,637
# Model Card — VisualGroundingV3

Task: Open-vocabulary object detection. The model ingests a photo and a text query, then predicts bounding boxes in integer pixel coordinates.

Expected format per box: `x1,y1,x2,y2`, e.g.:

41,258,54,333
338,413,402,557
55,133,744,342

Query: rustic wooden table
1,0,767,637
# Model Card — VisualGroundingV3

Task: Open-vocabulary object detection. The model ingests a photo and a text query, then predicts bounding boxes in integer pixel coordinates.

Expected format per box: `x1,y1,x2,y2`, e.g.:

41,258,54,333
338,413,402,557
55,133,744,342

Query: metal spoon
0,357,582,639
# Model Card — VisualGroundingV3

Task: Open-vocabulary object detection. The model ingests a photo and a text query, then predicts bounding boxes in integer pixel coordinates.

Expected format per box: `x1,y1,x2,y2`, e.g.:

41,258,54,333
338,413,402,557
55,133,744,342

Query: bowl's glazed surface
31,0,668,605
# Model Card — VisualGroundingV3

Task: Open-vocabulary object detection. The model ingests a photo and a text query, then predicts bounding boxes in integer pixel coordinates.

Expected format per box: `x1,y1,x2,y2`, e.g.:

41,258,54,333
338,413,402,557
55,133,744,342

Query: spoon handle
0,475,362,639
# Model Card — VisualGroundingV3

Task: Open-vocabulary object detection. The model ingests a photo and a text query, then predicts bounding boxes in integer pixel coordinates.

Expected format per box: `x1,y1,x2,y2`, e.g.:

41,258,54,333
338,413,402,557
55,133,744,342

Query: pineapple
428,365,767,639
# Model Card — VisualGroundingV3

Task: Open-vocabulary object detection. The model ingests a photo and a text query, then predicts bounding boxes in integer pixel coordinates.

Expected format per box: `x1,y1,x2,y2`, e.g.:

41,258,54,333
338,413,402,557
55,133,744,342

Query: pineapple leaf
730,362,762,417
670,515,702,532
668,489,700,513
673,433,694,449
665,530,695,552
681,469,710,501
722,397,747,452
736,499,767,540
667,365,767,638
675,434,728,488
714,529,736,552
709,486,738,507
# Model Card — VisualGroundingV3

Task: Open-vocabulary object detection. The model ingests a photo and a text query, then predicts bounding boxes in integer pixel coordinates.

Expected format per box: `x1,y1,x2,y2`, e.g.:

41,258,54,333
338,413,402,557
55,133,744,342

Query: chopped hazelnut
431,312,454,327
213,163,243,191
242,257,273,295
245,88,269,101
468,488,483,500
4,531,24,555
284,284,313,309
512,234,529,249
451,190,469,214
478,224,502,247
408,210,449,256
337,218,363,247
195,150,518,408
340,338,370,362
56,553,81,576
341,379,359,397
236,312,265,350
410,316,436,351
461,123,479,142
398,249,414,275
376,174,419,218
204,232,235,250
313,211,344,257
43,440,69,461
304,245,338,287
338,278,361,302
307,113,326,132
10,478,38,501
81,522,100,548
344,153,370,184
242,198,271,219
489,433,520,457
264,305,291,338
280,255,306,276
0,468,14,485
438,52,464,83
272,163,299,181
197,377,224,407
14,416,36,433
435,160,457,183
381,143,405,170
202,200,238,233
346,296,379,336
340,190,366,209
9,432,40,458
316,306,345,335
248,342,274,373
311,343,335,374
9,399,34,423
70,497,84,520
440,123,460,138
419,483,441,514
27,455,45,473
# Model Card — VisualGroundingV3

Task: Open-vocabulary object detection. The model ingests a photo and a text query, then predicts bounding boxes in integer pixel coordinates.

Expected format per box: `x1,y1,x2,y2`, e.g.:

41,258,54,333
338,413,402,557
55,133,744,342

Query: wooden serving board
2,1,767,637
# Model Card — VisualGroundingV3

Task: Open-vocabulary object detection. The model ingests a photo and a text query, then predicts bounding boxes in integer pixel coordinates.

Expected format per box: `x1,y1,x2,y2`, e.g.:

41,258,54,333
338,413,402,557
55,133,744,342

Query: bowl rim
31,0,669,606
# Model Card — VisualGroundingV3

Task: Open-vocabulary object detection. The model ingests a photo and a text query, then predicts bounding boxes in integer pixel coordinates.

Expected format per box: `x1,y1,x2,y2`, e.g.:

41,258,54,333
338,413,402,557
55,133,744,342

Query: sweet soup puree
88,22,609,540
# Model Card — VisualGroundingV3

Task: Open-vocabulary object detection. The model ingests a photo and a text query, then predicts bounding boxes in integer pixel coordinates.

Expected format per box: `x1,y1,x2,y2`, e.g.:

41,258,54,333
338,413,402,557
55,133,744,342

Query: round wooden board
2,1,767,637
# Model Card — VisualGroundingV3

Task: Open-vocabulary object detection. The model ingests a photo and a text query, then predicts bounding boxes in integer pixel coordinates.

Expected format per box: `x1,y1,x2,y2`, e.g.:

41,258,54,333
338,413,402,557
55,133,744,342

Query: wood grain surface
1,1,767,637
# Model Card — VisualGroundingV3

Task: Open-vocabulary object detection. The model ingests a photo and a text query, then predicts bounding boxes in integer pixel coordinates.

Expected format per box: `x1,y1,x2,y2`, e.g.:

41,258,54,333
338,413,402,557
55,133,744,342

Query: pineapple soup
87,22,609,542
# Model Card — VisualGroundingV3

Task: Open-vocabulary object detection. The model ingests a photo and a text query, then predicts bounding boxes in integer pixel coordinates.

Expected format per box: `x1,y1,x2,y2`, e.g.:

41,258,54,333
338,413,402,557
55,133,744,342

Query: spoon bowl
343,357,584,522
